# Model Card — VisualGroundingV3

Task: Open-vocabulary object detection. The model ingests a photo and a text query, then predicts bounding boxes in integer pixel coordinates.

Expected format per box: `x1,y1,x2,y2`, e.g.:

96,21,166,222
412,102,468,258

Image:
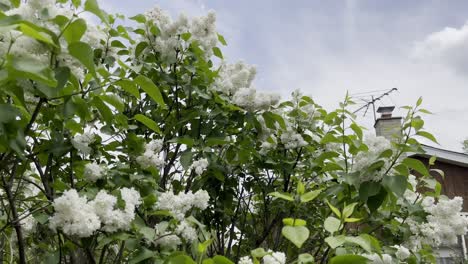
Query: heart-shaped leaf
281,226,309,248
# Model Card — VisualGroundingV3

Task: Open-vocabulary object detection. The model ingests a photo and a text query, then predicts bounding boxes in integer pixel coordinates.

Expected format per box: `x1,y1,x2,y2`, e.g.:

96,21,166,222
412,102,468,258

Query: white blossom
89,188,141,232
49,189,101,237
83,162,106,182
156,190,210,220
393,245,410,260
175,220,198,242
71,132,96,155
137,139,164,169
239,256,253,264
263,251,286,264
190,158,209,175
280,129,307,149
352,134,392,183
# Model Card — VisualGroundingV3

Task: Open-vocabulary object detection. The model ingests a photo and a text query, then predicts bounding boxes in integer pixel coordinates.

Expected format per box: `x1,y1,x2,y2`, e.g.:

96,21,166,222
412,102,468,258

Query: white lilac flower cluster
280,129,307,149
238,250,286,264
393,245,411,260
352,134,392,183
190,158,209,175
211,62,280,111
153,218,200,249
262,251,286,264
155,189,210,220
136,139,164,169
49,188,141,237
83,162,106,182
399,175,468,249
143,6,217,61
2,0,107,80
71,132,96,155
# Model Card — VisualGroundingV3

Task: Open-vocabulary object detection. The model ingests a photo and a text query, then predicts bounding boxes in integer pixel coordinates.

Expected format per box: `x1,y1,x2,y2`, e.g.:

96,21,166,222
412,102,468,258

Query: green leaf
18,23,56,46
92,97,112,124
429,156,437,166
167,137,194,147
367,188,387,212
84,0,108,24
268,192,294,202
164,254,196,264
212,47,223,59
344,217,362,223
281,226,309,248
342,203,358,219
298,253,314,264
117,79,140,99
326,201,341,218
282,218,307,227
6,56,57,87
101,94,124,112
217,33,227,45
297,181,305,195
68,41,96,77
359,181,381,201
197,239,213,253
382,175,407,196
128,248,155,264
325,235,346,249
416,96,423,106
134,114,162,134
212,256,234,264
300,189,323,203
350,123,363,139
329,255,368,264
63,18,87,44
324,217,341,233
344,236,372,253
135,75,166,109
402,158,429,176
416,131,438,144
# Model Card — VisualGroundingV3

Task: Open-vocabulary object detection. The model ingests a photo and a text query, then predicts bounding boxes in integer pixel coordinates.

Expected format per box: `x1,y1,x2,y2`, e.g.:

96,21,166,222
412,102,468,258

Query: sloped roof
412,145,468,168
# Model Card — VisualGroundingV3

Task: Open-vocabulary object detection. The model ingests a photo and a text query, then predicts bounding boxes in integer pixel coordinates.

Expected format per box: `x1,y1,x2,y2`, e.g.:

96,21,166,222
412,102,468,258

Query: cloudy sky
100,0,468,152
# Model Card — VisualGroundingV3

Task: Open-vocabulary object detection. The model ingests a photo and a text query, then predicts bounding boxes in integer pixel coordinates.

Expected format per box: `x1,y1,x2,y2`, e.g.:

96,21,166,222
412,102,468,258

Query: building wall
413,156,468,211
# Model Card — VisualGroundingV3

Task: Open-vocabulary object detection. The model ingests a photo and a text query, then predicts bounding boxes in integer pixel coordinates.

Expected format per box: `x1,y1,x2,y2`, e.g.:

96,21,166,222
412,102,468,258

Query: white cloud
412,22,468,73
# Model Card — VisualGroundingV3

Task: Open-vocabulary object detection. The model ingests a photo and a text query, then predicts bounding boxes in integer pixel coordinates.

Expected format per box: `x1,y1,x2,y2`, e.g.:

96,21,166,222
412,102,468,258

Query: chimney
374,106,402,140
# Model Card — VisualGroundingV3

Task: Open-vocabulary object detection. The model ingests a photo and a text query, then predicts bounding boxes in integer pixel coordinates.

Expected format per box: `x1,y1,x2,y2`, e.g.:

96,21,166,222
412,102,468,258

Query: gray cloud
100,0,468,151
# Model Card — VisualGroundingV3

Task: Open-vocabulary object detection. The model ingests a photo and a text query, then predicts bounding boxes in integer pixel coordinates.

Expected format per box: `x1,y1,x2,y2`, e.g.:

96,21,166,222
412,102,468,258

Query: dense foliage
0,1,467,263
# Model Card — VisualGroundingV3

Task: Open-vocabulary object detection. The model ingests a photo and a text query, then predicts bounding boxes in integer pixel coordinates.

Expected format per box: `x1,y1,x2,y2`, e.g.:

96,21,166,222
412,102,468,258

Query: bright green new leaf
298,253,314,264
134,114,162,134
117,79,140,99
268,192,294,202
325,235,346,249
282,218,307,227
342,202,358,219
84,0,108,24
300,189,323,203
329,255,368,264
19,23,56,47
198,239,213,254
63,18,87,44
416,131,438,144
281,226,309,248
135,75,166,109
212,256,234,264
324,216,341,233
326,201,341,218
213,47,223,59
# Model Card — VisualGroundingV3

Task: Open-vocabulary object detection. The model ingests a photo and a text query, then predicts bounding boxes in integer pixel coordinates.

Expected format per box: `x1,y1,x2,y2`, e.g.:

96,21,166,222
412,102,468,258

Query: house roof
412,144,468,168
